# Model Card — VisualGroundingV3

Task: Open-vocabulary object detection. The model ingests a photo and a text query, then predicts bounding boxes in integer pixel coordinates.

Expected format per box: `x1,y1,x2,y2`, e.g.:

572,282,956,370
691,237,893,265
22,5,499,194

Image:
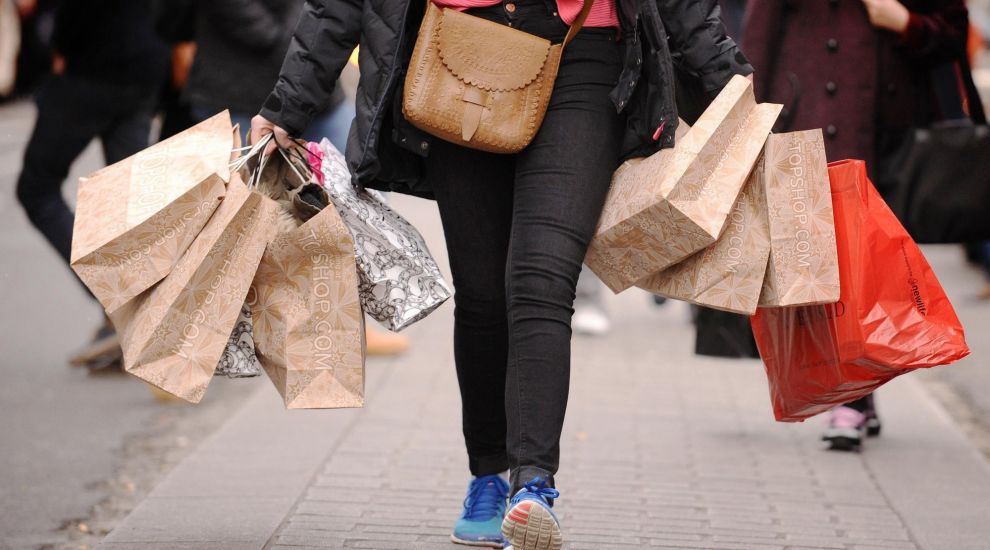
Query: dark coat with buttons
742,0,969,171
259,0,752,197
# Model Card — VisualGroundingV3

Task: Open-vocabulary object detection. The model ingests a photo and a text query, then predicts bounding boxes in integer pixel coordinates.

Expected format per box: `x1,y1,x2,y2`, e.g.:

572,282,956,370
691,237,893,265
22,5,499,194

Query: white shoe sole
501,501,562,550
450,533,505,548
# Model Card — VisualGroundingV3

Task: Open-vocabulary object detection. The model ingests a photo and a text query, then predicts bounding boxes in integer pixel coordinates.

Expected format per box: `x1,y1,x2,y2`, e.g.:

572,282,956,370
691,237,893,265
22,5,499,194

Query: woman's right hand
250,115,292,155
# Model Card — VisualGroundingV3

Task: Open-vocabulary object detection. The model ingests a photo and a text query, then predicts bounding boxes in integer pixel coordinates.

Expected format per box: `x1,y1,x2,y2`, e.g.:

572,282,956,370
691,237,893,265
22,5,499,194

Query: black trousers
16,75,156,287
425,0,624,493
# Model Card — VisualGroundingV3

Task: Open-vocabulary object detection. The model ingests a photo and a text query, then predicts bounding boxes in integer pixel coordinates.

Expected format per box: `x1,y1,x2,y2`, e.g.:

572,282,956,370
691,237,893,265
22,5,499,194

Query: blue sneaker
501,477,562,550
451,474,510,548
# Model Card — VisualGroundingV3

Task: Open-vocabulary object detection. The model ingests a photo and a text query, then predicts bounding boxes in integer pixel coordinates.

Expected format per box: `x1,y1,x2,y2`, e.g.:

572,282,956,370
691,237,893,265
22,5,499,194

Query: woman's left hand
861,0,911,34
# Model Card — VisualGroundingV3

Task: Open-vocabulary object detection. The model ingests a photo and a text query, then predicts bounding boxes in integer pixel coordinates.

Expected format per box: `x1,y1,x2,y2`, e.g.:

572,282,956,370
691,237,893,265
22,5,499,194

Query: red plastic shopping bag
751,160,969,421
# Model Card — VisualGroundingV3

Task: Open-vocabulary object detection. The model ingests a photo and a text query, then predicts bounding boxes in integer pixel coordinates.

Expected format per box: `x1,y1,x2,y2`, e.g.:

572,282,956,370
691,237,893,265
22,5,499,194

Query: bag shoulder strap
957,57,988,125
564,0,596,46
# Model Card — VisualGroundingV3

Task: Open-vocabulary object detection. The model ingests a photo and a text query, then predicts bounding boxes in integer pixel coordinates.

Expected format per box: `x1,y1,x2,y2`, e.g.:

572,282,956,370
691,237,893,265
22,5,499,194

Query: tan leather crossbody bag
402,0,595,154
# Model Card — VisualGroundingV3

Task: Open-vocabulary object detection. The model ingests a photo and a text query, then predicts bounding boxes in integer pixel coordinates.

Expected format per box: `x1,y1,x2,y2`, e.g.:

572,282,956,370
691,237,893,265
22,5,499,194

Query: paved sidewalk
98,196,990,550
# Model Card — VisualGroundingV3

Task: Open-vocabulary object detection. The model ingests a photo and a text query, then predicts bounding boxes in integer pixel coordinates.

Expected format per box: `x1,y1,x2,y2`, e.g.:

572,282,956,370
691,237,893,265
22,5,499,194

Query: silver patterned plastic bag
311,139,452,331
214,304,263,378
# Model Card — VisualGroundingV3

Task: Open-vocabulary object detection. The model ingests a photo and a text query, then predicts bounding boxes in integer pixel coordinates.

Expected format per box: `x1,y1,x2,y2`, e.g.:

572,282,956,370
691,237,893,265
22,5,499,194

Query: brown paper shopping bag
110,175,279,402
585,76,782,293
249,203,366,409
638,154,771,315
758,130,839,307
71,112,234,314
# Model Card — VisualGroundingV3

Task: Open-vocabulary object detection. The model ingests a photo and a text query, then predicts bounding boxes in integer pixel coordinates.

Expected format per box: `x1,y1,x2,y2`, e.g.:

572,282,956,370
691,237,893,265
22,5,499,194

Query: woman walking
252,0,750,547
743,0,969,451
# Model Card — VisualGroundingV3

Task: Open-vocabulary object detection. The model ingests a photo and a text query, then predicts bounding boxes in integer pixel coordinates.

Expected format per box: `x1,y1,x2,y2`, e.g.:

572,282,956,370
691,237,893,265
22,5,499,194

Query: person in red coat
742,0,970,450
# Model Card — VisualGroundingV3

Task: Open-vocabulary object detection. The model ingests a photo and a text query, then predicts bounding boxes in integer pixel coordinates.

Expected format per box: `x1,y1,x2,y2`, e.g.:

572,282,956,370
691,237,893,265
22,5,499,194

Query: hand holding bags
71,112,232,313
311,139,452,332
751,160,969,421
586,75,782,293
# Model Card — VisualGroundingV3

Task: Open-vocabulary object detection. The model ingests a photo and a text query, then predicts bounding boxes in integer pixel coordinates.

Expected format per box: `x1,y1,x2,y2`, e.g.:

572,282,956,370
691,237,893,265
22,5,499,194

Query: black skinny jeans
16,75,155,289
425,0,624,493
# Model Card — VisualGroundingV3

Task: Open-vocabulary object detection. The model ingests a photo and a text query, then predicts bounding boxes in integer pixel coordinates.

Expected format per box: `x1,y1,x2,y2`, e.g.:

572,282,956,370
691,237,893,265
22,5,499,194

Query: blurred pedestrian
153,0,197,141
252,0,751,547
743,0,969,450
14,0,168,368
182,0,311,136
9,0,56,97
572,267,612,337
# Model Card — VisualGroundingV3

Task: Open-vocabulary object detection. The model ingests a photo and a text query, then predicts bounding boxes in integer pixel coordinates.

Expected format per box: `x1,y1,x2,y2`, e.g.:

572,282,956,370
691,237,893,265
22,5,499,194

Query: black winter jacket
260,0,752,197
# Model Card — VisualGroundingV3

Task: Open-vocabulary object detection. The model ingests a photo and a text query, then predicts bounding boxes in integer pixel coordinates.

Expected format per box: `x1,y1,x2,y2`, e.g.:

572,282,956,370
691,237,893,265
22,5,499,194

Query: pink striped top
433,0,619,29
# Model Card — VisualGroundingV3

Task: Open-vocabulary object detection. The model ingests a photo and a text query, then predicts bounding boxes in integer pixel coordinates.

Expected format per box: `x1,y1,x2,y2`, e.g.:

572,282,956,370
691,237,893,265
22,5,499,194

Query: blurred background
1,0,989,549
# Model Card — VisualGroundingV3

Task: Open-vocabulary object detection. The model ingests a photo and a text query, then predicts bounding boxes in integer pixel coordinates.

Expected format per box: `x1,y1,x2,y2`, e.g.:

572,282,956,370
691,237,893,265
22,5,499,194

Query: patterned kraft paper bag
71,112,233,314
110,175,279,402
249,204,366,409
585,75,782,293
758,130,839,306
637,154,771,315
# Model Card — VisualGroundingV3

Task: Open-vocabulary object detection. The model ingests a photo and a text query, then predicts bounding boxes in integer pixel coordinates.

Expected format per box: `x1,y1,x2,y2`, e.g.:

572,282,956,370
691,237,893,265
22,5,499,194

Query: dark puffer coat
260,0,752,197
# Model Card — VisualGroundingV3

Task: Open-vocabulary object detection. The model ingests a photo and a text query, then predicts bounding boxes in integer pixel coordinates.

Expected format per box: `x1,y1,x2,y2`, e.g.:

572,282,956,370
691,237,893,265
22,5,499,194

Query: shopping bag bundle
751,160,970,421
634,129,835,315
583,83,968,422
70,116,451,407
234,141,367,409
585,75,782,293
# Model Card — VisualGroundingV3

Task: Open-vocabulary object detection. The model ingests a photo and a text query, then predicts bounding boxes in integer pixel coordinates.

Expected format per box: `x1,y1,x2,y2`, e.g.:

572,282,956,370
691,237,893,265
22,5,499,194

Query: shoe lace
462,475,509,521
515,476,560,505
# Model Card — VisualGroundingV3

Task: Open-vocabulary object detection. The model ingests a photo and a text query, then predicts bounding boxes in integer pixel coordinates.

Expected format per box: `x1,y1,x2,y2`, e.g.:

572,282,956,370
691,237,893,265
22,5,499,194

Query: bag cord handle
957,56,988,126
564,0,596,46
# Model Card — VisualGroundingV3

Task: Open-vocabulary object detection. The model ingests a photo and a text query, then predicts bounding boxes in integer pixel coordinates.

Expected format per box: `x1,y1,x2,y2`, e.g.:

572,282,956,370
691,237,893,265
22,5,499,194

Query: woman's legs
504,32,624,492
429,139,516,478
429,8,623,547
430,33,623,488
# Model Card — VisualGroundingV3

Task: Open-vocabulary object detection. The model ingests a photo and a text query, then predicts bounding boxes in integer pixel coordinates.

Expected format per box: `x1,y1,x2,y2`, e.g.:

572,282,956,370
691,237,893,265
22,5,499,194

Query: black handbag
878,60,990,244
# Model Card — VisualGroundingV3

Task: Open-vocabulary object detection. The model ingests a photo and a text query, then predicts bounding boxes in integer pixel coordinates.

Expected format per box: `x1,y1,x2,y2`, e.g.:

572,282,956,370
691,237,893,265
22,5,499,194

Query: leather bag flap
437,8,552,92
